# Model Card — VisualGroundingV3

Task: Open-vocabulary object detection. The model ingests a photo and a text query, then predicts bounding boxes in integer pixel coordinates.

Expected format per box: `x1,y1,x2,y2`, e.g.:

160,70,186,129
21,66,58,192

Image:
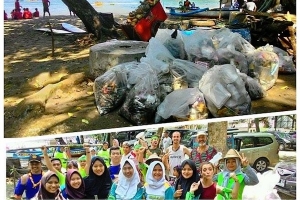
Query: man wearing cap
164,131,191,176
97,141,110,167
146,135,162,157
191,131,217,172
14,154,44,200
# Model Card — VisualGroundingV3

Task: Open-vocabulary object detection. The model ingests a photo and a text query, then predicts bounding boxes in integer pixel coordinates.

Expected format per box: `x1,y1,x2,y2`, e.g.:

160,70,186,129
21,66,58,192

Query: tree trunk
62,0,116,39
254,118,260,132
207,121,228,156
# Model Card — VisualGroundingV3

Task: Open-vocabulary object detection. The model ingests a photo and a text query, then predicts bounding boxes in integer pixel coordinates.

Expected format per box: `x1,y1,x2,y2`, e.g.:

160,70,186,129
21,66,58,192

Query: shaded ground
4,16,296,138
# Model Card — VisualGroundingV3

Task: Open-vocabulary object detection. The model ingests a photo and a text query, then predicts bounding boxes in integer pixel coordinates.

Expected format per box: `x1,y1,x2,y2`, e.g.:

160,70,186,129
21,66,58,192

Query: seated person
33,8,39,18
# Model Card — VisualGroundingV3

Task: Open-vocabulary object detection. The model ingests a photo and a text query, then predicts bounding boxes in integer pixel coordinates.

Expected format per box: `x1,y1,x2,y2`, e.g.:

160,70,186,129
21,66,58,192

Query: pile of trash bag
93,27,294,125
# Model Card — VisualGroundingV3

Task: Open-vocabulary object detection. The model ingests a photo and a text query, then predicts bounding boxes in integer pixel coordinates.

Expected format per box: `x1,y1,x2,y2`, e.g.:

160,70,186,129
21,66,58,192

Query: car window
256,137,273,147
240,137,254,149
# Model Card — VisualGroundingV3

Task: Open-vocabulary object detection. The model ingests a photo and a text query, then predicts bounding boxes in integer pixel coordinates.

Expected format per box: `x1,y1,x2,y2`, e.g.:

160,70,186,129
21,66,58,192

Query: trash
119,64,161,125
246,50,280,91
238,72,266,100
199,64,251,117
155,88,208,123
94,64,129,115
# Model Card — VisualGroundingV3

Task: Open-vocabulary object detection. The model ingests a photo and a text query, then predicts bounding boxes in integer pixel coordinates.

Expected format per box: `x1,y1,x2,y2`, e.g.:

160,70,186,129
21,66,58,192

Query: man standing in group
190,131,217,172
121,141,135,163
97,141,110,167
42,0,50,17
14,155,44,200
146,135,162,157
161,131,172,153
164,131,191,177
108,146,122,182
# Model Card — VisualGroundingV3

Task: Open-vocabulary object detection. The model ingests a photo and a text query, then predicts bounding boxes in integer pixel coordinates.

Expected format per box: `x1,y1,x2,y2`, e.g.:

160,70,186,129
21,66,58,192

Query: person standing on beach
42,0,50,17
15,0,22,11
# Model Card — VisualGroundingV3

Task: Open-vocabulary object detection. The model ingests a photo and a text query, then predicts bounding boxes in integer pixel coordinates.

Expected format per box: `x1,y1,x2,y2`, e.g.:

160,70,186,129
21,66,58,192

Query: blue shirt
14,173,43,199
109,165,120,180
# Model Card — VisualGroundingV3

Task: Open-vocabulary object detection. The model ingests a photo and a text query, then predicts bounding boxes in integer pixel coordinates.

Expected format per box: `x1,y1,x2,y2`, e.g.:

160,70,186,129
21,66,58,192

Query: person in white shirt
121,141,135,164
245,0,257,11
161,131,172,153
163,131,191,177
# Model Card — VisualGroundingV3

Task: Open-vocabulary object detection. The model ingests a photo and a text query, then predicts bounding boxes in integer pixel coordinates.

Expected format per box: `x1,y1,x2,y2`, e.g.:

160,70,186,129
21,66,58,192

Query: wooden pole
47,21,55,57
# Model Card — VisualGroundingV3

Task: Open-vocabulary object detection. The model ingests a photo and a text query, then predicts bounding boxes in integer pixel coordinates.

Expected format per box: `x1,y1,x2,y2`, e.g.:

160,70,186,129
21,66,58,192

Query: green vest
54,151,67,169
79,168,87,178
217,173,245,200
98,150,110,167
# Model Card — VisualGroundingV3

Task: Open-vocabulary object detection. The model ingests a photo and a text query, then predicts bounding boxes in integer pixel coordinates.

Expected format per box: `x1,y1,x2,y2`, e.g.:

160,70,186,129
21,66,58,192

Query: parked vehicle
233,132,280,172
275,162,296,198
266,131,296,150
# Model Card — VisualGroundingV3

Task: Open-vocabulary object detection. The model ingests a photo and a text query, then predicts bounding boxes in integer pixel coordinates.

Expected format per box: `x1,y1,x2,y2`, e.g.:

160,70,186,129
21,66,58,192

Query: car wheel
279,144,285,151
253,158,268,172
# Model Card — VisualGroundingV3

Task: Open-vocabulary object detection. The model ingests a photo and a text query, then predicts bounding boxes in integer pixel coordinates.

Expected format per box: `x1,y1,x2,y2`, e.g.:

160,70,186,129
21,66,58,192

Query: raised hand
190,181,200,192
240,153,249,167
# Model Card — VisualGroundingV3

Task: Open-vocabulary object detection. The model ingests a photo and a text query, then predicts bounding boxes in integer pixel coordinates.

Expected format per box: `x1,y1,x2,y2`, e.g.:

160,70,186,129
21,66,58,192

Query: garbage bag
199,64,251,117
94,64,129,115
119,64,161,125
239,72,266,100
155,88,208,123
246,50,280,91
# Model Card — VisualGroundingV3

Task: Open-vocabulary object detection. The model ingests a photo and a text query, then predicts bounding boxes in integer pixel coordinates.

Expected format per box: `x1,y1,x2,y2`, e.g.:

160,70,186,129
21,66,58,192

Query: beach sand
4,15,296,138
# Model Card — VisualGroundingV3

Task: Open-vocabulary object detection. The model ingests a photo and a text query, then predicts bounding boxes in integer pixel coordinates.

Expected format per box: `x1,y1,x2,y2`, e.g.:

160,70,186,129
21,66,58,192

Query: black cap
28,154,41,163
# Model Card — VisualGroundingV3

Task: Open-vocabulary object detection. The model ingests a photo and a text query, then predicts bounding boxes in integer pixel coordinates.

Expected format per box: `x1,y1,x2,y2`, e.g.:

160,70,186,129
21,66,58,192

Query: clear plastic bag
119,64,161,125
171,59,208,88
155,29,187,59
199,64,251,117
94,64,128,115
246,50,280,91
239,72,266,100
155,88,208,123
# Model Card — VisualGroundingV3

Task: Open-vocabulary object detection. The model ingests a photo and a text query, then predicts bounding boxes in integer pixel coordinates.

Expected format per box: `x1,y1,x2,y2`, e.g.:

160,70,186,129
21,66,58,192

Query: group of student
14,132,259,200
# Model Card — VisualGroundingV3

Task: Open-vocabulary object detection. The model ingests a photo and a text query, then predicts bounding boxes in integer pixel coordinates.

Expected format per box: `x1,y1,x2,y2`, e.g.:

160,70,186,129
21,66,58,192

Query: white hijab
115,159,140,199
145,161,167,197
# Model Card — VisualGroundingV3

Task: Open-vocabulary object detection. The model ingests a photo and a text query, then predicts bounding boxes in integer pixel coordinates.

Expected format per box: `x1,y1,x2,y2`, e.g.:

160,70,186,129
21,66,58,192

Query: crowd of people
4,0,51,20
13,131,259,200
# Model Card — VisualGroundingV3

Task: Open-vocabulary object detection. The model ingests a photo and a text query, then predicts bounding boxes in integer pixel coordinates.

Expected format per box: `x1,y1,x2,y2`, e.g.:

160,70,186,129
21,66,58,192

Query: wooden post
47,21,55,57
285,12,296,59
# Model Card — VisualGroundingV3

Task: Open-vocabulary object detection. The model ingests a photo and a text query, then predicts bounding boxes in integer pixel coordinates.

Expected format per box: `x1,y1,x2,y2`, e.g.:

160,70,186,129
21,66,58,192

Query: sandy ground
4,15,296,138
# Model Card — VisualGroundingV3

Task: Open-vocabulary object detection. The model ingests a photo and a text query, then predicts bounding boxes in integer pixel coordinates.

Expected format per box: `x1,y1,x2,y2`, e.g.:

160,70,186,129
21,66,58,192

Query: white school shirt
167,145,186,176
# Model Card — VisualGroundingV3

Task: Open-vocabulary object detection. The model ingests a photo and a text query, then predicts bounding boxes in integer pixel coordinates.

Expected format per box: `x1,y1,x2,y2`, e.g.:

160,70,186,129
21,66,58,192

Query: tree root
13,73,86,119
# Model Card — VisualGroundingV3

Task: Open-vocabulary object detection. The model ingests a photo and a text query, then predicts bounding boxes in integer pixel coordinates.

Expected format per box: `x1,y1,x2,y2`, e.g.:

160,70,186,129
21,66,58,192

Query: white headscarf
145,161,167,197
115,159,140,199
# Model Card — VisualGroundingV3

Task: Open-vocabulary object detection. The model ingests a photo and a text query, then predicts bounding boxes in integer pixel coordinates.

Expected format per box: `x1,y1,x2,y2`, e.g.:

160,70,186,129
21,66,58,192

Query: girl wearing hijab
61,169,85,199
83,156,112,199
174,160,201,199
31,171,65,200
108,159,144,199
144,161,174,199
215,149,259,199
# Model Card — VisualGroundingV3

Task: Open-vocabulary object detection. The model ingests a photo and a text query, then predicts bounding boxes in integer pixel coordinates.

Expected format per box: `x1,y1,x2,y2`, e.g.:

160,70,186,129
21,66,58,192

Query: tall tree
207,121,228,156
62,0,117,39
